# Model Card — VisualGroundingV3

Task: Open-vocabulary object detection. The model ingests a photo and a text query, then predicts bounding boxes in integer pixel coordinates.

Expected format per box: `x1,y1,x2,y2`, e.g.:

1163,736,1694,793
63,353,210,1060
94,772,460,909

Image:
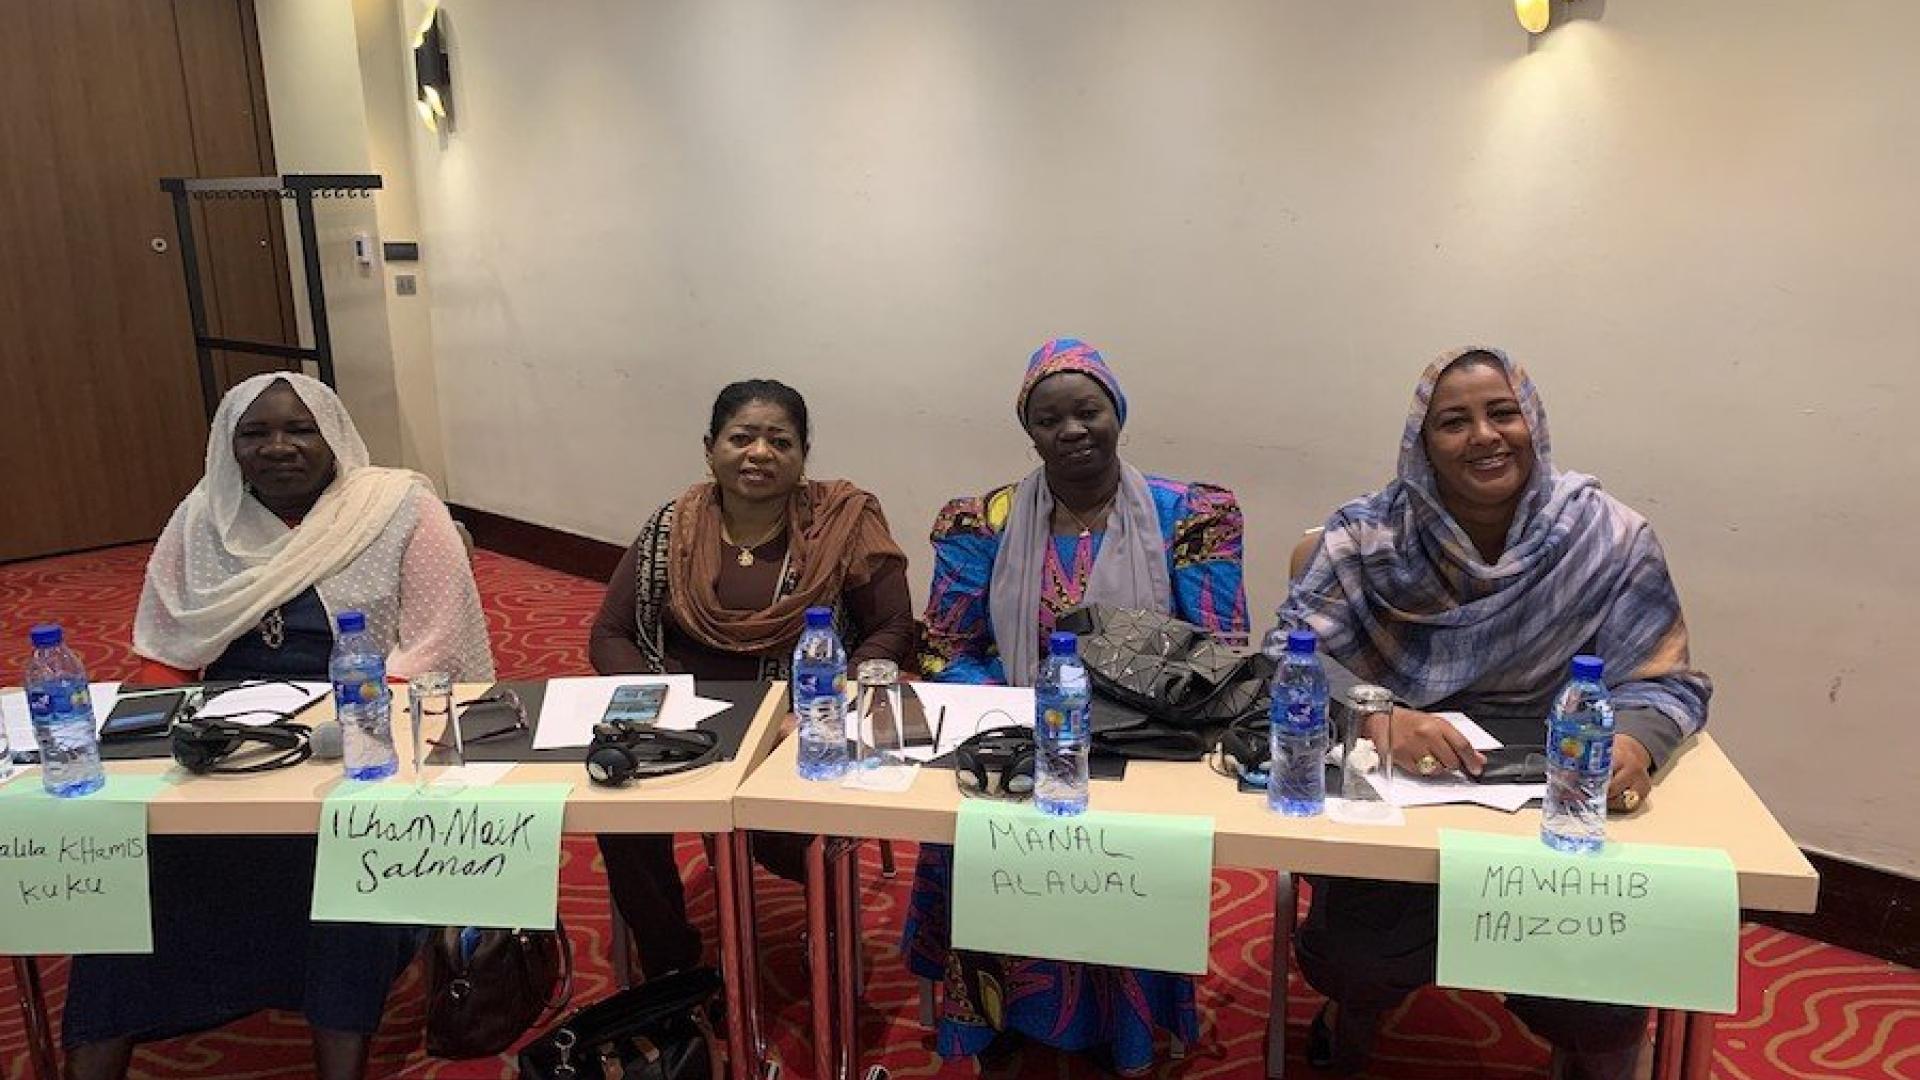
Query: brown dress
589,503,914,977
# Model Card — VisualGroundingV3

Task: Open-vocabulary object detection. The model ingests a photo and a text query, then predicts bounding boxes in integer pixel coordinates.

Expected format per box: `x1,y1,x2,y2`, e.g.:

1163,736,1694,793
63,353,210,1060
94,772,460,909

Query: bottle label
334,678,384,708
794,671,845,700
25,685,88,720
1550,728,1613,774
1276,697,1324,735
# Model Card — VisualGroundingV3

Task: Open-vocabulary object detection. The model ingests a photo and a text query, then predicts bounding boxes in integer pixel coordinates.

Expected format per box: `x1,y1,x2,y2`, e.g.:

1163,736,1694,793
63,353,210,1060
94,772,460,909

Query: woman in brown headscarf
590,378,915,976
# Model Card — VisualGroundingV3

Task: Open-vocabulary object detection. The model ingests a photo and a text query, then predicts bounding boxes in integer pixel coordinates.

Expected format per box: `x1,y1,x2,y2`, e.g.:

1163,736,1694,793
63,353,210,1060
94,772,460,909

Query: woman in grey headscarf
903,338,1250,1074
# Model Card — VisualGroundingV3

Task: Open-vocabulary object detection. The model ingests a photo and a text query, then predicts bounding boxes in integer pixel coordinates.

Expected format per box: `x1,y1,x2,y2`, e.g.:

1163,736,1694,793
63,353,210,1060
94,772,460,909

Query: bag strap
531,920,576,1024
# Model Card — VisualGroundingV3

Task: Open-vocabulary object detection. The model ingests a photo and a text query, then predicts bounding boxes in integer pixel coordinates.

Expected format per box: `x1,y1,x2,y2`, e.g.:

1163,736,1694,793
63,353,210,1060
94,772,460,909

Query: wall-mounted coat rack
158,173,384,419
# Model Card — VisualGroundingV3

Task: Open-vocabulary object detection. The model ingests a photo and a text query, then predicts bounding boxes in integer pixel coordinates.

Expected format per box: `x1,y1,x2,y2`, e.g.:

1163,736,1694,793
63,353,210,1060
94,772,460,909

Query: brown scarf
665,478,906,655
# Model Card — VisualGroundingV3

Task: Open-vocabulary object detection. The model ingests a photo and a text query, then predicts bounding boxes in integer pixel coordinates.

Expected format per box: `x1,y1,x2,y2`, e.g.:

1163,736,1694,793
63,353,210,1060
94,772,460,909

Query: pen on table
931,705,947,758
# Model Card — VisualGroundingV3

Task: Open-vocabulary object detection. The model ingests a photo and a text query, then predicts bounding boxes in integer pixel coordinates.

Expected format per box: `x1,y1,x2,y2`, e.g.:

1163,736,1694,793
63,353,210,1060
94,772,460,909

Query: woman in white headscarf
64,374,494,1080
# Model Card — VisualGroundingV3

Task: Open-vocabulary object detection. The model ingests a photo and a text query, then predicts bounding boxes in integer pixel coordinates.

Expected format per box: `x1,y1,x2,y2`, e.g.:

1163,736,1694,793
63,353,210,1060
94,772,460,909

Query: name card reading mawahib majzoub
312,782,571,929
951,801,1214,975
0,774,170,955
1436,829,1739,1014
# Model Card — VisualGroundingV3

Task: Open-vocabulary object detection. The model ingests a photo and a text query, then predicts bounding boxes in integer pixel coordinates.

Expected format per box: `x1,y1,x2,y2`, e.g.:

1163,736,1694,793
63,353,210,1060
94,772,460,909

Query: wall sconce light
1515,0,1551,33
413,5,452,132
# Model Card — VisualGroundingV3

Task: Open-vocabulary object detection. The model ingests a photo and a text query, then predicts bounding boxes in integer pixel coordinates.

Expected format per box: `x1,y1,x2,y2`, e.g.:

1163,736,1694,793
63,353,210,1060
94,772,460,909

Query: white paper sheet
893,684,1033,763
1364,712,1544,812
1435,711,1504,751
425,761,518,788
196,681,330,725
2,682,122,757
530,676,706,749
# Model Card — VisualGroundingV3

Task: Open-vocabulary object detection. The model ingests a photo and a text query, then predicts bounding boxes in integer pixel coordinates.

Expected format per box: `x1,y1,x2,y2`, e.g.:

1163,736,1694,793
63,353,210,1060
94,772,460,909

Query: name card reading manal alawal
0,775,170,955
1437,829,1739,1013
312,782,571,929
950,801,1214,975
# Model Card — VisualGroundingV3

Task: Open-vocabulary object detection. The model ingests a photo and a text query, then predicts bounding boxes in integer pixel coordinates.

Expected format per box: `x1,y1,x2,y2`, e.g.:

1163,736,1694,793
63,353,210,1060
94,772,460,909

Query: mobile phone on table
1467,745,1548,784
601,684,668,726
100,690,190,740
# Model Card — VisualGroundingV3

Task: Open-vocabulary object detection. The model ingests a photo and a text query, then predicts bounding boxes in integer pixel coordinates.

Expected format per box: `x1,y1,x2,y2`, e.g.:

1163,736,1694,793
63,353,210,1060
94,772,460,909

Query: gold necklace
1057,492,1116,538
721,518,787,567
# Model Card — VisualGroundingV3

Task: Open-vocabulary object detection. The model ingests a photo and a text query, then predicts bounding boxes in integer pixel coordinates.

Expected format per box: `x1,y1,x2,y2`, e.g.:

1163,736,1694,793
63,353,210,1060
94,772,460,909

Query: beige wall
254,0,447,487
396,2,1918,872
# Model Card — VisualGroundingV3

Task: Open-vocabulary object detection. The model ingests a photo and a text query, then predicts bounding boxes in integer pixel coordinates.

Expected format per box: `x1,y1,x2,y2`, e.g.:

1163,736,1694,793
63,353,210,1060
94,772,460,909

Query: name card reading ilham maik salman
311,782,571,929
951,801,1214,975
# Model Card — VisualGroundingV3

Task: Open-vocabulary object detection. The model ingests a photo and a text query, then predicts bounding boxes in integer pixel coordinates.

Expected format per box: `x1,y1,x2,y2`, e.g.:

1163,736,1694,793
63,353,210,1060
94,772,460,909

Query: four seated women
40,350,1707,1077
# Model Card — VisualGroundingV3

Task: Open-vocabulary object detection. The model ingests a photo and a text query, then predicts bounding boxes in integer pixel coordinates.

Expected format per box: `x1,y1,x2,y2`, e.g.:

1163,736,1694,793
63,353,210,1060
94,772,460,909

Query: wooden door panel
0,0,288,562
176,0,298,397
0,1,205,561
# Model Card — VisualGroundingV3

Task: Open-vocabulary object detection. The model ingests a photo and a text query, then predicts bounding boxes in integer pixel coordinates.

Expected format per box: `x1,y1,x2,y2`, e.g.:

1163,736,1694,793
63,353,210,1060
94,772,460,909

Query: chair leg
879,839,897,878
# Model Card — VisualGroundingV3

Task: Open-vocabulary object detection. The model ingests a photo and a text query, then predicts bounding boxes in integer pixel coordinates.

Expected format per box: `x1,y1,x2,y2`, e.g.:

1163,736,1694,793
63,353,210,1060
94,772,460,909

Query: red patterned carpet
2,544,1915,1079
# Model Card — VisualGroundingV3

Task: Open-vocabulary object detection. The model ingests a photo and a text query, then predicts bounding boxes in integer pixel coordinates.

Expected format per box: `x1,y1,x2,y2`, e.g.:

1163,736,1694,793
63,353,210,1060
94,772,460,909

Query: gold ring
1416,753,1441,776
1621,788,1642,811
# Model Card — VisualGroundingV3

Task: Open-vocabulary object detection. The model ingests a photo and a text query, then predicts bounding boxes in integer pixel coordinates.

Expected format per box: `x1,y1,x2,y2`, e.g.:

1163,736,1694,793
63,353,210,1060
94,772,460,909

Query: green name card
1437,829,1739,1013
950,801,1214,975
312,782,571,929
0,774,170,955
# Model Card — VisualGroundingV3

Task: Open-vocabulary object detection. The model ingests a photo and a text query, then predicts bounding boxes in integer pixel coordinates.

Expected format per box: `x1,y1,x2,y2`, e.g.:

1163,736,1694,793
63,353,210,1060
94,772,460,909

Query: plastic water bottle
1543,654,1614,854
1033,631,1091,816
1267,628,1329,817
330,611,397,781
22,625,106,797
793,607,850,781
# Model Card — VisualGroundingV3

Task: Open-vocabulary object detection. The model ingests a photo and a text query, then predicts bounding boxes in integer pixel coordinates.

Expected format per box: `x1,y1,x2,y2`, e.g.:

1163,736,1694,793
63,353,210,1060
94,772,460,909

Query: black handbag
424,922,574,1059
1058,605,1274,760
518,966,723,1080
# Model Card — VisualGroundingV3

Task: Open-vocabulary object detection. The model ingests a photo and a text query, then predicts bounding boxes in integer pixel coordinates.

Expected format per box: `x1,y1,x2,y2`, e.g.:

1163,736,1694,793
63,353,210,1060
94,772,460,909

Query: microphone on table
309,719,343,761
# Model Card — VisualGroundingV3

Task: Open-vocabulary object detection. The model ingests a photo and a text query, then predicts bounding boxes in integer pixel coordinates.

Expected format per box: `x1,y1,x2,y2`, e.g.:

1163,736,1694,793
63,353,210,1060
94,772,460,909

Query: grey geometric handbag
1058,605,1274,730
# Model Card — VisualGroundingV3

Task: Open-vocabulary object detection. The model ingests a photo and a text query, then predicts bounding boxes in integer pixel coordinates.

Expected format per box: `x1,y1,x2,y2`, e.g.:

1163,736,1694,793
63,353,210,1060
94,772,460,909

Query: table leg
1651,1009,1686,1080
712,832,755,1080
833,841,861,1080
1680,1011,1716,1080
805,837,836,1080
12,957,57,1080
1265,873,1296,1080
732,831,771,1067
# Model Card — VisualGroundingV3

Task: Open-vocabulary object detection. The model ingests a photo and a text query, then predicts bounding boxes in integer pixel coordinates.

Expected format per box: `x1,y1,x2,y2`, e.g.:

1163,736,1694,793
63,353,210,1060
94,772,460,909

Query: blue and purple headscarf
1282,346,1711,737
1015,338,1128,428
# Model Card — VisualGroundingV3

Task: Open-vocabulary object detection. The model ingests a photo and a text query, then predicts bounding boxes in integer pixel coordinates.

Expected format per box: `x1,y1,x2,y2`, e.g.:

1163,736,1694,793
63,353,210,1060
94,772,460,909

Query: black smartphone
100,690,189,740
601,684,669,726
1469,745,1548,785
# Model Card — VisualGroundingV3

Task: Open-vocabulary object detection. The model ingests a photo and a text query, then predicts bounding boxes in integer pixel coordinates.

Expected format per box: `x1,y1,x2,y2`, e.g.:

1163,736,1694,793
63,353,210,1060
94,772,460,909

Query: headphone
1215,715,1270,784
585,722,722,786
953,726,1036,800
170,718,313,774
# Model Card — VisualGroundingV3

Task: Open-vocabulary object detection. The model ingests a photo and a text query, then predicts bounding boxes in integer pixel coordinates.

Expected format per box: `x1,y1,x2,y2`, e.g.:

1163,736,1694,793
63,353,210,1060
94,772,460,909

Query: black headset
170,718,313,774
953,725,1036,800
1215,715,1271,784
585,722,722,786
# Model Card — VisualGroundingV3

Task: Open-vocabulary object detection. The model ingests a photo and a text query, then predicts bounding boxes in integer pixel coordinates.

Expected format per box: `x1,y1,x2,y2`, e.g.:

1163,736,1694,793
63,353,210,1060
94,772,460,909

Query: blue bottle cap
1048,631,1078,655
1571,654,1604,680
804,606,833,628
29,624,62,648
1286,629,1317,655
336,610,367,634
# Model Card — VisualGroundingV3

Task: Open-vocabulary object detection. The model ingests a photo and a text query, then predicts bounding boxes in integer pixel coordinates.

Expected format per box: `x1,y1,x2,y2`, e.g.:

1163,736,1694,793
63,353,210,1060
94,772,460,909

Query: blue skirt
901,844,1197,1074
62,835,422,1046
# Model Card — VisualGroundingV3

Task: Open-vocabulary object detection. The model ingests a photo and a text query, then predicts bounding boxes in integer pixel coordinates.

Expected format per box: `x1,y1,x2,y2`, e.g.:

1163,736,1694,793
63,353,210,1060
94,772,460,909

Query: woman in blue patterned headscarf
1283,346,1711,1078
